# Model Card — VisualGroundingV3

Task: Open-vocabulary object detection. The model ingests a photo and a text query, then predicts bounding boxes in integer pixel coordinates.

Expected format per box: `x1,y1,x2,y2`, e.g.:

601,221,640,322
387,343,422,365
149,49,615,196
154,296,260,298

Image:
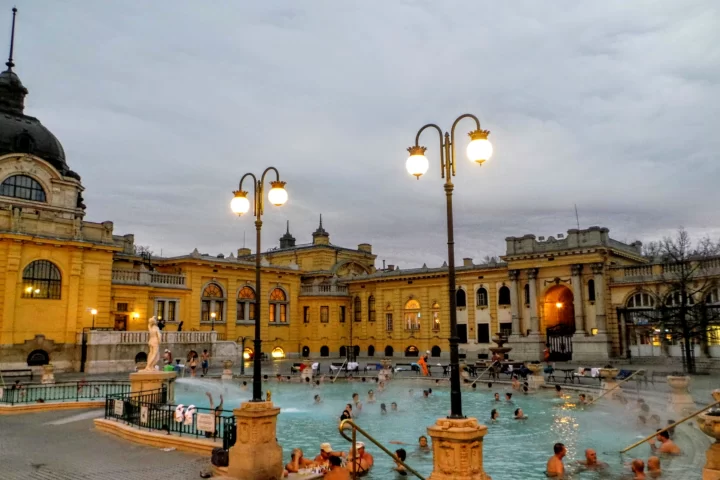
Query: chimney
237,247,251,257
358,243,372,253
463,258,473,267
387,264,395,271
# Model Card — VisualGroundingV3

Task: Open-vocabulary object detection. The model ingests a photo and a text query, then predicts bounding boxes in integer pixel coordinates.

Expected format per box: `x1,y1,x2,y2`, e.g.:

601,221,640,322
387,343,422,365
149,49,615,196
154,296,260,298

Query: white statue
144,316,161,372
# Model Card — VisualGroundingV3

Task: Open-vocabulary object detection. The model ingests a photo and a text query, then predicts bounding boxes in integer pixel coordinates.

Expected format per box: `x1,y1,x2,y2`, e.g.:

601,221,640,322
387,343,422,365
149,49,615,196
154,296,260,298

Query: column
528,269,539,334
509,270,520,335
570,264,585,335
592,263,607,334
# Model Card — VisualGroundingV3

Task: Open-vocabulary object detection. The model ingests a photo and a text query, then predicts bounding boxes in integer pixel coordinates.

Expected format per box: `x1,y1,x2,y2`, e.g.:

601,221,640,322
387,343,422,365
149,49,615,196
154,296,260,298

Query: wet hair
263,375,268,380
329,455,343,467
353,393,359,398
523,382,529,387
380,403,387,411
361,377,366,382
505,393,512,399
315,380,320,385
657,429,670,440
305,377,310,383
579,394,586,399
277,373,282,377
491,409,498,419
553,443,565,454
346,403,353,410
428,388,432,394
487,382,492,388
555,384,561,391
314,394,320,400
396,448,407,461
514,408,520,416
418,435,427,442
242,381,247,386
286,376,291,380
471,383,477,389
368,390,374,395
523,386,529,393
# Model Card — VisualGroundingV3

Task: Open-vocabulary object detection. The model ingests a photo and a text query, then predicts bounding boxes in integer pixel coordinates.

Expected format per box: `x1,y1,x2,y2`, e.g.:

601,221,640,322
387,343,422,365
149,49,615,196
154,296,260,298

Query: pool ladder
338,419,425,479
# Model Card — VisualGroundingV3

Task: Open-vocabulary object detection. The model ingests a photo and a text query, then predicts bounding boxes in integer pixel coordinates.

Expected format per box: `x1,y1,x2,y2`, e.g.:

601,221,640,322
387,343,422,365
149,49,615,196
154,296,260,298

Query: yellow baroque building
1,24,720,374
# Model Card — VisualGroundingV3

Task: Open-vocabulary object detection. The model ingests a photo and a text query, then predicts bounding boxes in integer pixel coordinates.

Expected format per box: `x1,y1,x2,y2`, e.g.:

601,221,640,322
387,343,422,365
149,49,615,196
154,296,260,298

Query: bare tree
641,241,661,258
645,229,720,373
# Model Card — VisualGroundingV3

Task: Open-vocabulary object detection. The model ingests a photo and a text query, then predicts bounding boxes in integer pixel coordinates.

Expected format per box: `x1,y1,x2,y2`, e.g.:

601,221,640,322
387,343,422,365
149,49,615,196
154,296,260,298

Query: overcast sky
8,1,720,268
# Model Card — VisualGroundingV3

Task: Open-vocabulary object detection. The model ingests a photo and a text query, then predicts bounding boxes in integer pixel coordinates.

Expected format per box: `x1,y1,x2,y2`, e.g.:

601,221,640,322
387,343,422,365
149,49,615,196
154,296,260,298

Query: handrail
470,364,496,387
332,359,348,383
587,370,645,406
620,399,720,453
338,419,425,479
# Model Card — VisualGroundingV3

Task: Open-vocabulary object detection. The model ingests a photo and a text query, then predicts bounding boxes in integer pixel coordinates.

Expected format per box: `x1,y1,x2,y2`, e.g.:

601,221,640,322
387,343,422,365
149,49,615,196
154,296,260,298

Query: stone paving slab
0,409,211,479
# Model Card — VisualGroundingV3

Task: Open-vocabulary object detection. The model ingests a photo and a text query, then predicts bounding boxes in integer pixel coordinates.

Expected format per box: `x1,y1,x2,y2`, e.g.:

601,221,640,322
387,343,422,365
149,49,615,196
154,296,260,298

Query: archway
301,346,310,358
353,345,360,357
243,347,254,360
384,345,394,357
27,349,49,366
367,345,375,357
543,285,575,361
431,345,441,357
320,346,329,357
271,347,285,359
134,352,147,364
339,346,347,357
405,345,419,357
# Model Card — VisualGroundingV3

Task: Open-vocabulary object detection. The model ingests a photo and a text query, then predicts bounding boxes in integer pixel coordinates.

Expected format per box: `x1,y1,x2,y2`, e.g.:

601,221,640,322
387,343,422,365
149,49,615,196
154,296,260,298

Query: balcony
112,269,186,289
300,284,349,296
85,330,219,345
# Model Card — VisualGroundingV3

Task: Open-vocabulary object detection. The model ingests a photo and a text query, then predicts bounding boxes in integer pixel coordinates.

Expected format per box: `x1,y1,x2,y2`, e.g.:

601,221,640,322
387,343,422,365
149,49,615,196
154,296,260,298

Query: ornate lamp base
227,401,283,480
427,417,491,480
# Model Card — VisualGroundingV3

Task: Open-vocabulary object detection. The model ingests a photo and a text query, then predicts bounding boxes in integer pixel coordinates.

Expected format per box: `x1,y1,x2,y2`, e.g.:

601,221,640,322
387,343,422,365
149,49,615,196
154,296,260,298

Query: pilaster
527,269,539,334
570,264,585,335
508,270,520,335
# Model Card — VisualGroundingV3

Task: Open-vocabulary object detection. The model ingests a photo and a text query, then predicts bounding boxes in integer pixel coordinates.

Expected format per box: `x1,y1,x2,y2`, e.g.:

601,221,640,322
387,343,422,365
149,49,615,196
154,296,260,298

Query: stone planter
525,363,544,389
41,364,55,384
696,390,720,480
222,360,234,380
667,375,695,417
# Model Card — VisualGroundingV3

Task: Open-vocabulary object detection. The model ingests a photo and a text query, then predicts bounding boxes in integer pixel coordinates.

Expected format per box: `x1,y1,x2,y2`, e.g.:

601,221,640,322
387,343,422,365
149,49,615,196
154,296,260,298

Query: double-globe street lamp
405,113,493,418
230,168,288,402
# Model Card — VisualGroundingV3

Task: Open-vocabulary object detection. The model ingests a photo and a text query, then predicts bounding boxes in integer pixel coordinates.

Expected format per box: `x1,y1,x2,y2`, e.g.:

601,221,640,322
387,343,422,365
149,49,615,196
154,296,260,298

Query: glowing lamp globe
231,191,251,216
555,302,563,309
466,130,493,165
268,181,288,206
406,145,429,179
91,308,98,315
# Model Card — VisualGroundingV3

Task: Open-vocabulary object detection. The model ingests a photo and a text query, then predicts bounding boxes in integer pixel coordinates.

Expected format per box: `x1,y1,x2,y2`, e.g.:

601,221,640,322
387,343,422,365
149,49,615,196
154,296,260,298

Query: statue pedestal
696,390,720,480
668,375,695,417
599,368,619,397
41,365,55,384
379,368,393,383
426,417,491,480
222,360,234,381
227,401,283,480
129,371,177,403
301,368,313,382
525,363,544,389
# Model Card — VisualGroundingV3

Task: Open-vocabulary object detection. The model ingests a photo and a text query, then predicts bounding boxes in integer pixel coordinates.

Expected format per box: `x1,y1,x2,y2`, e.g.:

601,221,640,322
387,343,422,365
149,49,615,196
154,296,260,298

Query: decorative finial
6,7,17,71
319,214,323,229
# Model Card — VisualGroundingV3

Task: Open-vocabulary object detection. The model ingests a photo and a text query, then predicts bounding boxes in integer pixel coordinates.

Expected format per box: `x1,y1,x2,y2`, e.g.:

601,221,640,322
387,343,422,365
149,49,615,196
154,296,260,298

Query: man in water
649,429,681,455
324,454,350,480
546,442,566,478
494,393,500,402
577,449,607,470
352,393,362,413
513,408,527,420
314,443,345,465
647,456,661,478
630,458,646,479
314,394,322,404
505,392,513,402
578,393,588,405
391,402,398,411
347,441,374,476
389,435,430,452
394,448,408,476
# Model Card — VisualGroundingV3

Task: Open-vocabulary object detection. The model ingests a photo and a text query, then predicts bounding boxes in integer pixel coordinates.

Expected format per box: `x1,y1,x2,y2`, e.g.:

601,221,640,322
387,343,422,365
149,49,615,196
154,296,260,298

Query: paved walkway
0,409,211,480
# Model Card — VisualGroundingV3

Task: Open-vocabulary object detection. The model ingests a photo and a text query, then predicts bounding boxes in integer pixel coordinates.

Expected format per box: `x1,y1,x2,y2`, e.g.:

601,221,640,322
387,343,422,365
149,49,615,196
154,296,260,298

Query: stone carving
72,216,83,240
143,317,161,372
571,264,583,276
527,268,538,280
591,263,604,275
508,270,519,281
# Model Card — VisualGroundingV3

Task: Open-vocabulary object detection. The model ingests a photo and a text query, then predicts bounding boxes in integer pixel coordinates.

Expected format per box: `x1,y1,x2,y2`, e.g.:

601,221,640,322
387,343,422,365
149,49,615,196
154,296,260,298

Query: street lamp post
406,113,493,419
91,308,98,330
231,167,288,402
210,311,216,331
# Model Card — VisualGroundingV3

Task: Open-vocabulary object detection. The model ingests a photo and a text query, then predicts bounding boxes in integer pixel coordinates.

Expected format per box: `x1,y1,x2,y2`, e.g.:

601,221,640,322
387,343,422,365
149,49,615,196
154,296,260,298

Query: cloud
11,0,720,267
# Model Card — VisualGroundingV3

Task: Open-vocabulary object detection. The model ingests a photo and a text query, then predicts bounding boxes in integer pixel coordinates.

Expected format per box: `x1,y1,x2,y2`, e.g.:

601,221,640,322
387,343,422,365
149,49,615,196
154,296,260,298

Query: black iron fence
0,380,130,405
104,387,236,450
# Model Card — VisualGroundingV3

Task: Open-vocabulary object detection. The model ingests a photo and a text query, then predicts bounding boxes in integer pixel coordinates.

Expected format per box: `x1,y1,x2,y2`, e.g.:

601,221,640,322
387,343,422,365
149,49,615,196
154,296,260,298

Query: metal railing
0,380,130,405
338,419,425,479
105,387,236,450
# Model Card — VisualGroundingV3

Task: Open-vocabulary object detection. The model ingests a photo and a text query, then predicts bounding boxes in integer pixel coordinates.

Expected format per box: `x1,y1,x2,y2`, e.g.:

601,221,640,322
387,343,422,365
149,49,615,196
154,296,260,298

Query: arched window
404,299,420,331
627,292,655,308
368,295,376,322
134,352,147,364
201,283,224,322
26,349,50,366
385,345,394,357
498,286,511,306
243,347,254,360
432,302,440,331
22,260,61,299
269,288,288,323
524,284,530,305
271,347,285,359
665,291,695,307
707,287,720,305
431,345,441,357
367,345,375,357
1,175,46,202
354,296,362,322
404,345,419,357
320,346,329,357
456,289,467,308
353,345,360,357
587,280,596,302
339,346,347,357
236,286,256,323
476,287,488,307
301,346,310,358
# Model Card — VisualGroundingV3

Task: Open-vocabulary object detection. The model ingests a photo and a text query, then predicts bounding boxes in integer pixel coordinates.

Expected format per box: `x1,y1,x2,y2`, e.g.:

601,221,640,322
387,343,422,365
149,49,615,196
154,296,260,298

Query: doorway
457,324,468,344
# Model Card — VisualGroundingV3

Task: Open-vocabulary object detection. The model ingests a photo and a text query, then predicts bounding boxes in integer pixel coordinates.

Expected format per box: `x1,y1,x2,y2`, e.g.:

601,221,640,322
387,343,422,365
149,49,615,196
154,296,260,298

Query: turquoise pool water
176,378,705,479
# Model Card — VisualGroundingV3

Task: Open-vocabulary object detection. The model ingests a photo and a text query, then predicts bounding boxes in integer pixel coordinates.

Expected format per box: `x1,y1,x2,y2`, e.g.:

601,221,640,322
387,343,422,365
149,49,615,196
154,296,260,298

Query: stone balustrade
111,269,186,288
299,284,349,296
87,330,218,345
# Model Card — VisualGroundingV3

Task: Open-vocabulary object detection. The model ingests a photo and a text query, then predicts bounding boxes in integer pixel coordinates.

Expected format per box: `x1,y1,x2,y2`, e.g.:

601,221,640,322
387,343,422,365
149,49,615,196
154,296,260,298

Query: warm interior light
133,312,140,319
210,312,217,319
406,145,429,179
268,181,288,206
243,348,253,360
25,286,33,293
466,130,493,165
230,190,251,216
271,347,285,359
591,328,598,335
34,289,40,294
555,302,563,309
91,308,98,315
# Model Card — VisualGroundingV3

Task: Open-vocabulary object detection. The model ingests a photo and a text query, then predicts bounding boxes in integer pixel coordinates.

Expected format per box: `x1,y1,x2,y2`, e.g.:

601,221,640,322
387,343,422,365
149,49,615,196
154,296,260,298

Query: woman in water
314,394,322,404
367,390,376,403
491,409,499,423
380,403,387,414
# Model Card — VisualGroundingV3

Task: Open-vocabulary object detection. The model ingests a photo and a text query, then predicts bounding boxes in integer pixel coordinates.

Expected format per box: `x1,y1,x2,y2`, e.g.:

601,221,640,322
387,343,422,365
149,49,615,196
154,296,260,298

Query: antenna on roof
6,7,17,71
574,204,580,230
243,231,246,248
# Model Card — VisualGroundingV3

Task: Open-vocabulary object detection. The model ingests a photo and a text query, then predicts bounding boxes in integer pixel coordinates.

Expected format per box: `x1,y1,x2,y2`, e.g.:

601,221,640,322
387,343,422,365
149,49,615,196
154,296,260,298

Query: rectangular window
320,306,329,323
201,300,210,322
432,311,440,330
339,306,346,323
117,302,128,312
405,312,420,331
248,302,256,321
238,301,246,321
215,301,224,322
499,322,512,336
303,306,310,323
477,324,490,343
280,304,287,323
269,304,276,323
386,313,393,332
167,301,176,322
156,300,166,320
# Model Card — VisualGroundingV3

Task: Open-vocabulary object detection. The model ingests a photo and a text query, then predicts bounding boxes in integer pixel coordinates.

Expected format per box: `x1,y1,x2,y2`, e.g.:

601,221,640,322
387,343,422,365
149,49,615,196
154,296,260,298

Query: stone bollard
427,416,491,480
525,363,544,389
222,360,234,381
667,375,695,417
696,390,720,480
41,364,55,385
227,401,283,480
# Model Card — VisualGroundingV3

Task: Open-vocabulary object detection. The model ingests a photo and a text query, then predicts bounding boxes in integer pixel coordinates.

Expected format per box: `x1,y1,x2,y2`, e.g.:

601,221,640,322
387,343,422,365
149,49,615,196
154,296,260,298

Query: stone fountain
696,390,720,480
489,333,512,360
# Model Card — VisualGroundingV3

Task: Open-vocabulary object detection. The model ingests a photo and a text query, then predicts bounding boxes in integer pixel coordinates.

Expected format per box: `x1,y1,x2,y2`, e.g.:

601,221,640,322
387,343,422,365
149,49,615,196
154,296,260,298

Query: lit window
271,347,285,359
1,175,46,202
269,288,288,323
432,302,440,331
201,283,224,322
627,292,655,308
404,299,420,331
237,286,256,323
22,260,61,299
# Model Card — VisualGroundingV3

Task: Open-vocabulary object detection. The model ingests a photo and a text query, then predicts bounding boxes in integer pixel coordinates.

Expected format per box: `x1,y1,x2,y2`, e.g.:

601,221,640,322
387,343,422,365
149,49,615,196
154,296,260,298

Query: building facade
1,18,719,373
